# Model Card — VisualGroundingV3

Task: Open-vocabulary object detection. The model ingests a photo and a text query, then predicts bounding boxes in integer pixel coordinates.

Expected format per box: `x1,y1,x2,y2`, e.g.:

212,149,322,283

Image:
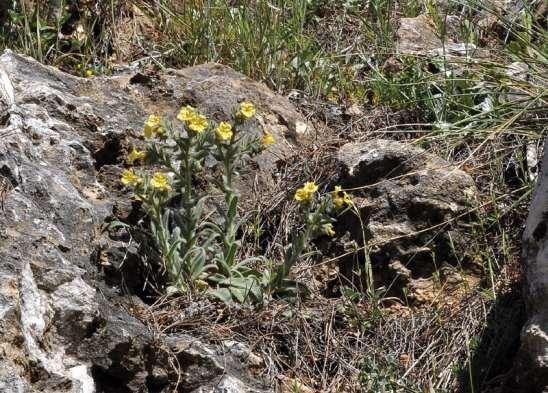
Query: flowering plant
121,102,273,300
262,180,353,297
121,101,351,303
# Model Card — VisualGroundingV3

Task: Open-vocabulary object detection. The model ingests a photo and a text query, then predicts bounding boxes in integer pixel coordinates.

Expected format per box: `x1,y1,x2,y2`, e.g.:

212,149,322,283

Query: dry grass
142,266,522,392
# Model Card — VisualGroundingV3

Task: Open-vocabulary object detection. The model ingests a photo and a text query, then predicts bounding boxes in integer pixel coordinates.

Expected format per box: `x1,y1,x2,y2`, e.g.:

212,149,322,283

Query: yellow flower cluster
189,114,208,133
150,172,171,192
177,105,209,133
323,223,336,237
237,101,256,119
125,101,266,196
294,181,318,203
215,122,233,142
127,148,146,164
121,169,142,186
144,115,164,138
177,106,195,122
120,169,171,193
331,185,352,208
262,132,275,147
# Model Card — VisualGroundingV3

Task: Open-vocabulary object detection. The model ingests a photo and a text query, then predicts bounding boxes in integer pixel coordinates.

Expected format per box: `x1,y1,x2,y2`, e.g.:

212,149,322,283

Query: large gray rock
333,140,479,303
513,137,548,391
396,14,487,59
396,14,443,55
0,50,279,393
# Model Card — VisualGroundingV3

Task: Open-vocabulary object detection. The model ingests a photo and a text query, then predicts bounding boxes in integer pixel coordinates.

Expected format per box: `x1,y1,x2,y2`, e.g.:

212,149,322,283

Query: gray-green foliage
122,104,339,304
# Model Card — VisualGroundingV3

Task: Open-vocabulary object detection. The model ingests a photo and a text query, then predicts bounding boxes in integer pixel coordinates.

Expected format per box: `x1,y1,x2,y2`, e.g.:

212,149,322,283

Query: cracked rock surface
331,139,480,303
0,50,283,393
511,137,548,392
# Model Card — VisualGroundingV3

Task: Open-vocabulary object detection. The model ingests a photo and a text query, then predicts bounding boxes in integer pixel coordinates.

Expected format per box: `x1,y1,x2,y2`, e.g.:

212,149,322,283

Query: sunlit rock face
331,139,480,304
513,137,548,392
0,50,280,393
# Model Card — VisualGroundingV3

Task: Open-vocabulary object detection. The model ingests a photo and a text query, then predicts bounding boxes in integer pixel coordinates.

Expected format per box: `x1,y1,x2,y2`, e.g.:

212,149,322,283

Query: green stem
224,151,233,191
353,205,375,300
277,202,316,289
151,200,173,278
181,137,196,254
222,146,238,264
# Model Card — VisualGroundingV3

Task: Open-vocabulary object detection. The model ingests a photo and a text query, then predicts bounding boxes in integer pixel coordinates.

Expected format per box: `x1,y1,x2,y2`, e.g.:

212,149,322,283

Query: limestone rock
396,15,442,55
167,335,270,393
334,139,479,302
396,14,488,60
0,50,276,392
512,137,548,391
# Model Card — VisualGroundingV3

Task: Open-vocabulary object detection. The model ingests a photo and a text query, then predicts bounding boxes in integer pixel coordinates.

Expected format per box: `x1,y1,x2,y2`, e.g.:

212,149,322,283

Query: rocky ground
0,1,546,392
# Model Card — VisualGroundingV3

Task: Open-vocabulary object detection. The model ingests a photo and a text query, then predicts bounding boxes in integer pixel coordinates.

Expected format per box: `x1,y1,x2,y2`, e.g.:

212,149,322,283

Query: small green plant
359,355,423,393
121,102,342,303
263,181,343,298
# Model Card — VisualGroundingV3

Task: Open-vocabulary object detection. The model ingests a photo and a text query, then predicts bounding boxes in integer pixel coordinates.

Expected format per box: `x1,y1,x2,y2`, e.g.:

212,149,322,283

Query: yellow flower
323,223,336,237
215,122,233,142
121,169,143,187
239,101,256,118
294,181,318,203
303,181,319,194
195,279,209,291
331,185,352,208
294,188,309,202
143,115,163,139
188,114,208,133
85,69,94,77
150,172,171,192
262,132,275,147
177,105,196,122
127,148,146,164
